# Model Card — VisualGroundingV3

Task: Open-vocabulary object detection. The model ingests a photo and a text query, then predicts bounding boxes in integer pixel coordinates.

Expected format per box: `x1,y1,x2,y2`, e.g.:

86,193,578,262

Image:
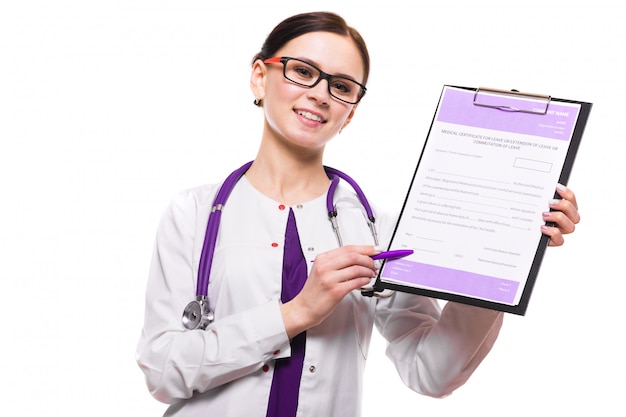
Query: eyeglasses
263,57,367,104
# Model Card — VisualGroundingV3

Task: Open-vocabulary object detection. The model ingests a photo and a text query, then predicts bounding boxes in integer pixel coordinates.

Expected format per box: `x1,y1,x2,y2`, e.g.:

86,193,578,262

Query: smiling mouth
295,109,326,123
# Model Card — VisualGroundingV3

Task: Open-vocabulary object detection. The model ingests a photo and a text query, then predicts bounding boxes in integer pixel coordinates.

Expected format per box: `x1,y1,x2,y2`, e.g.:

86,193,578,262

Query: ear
341,104,358,131
250,59,267,102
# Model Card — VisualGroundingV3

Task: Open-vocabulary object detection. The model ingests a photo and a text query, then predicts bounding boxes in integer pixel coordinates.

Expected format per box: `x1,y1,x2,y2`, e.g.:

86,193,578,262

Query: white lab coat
136,175,503,416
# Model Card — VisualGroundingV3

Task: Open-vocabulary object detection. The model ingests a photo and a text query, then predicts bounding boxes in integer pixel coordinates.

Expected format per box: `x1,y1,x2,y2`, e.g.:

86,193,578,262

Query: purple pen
310,249,414,262
370,249,414,260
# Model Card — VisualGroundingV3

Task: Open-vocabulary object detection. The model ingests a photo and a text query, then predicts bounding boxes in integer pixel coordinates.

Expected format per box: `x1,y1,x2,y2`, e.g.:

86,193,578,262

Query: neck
245,152,330,206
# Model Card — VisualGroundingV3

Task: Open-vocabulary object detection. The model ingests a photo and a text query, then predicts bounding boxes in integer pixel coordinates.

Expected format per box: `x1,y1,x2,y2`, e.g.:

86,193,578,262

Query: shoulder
172,183,221,210
158,183,222,230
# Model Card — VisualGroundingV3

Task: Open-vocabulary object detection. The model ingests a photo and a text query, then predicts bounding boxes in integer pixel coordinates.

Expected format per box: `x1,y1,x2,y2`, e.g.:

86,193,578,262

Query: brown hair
252,11,370,86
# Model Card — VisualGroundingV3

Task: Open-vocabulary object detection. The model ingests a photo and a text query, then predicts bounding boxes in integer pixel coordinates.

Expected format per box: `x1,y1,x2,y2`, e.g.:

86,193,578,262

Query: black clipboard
372,85,592,315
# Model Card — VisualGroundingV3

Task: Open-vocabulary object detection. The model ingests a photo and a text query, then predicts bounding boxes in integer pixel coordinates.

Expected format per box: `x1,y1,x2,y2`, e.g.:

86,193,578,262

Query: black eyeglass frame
263,56,367,104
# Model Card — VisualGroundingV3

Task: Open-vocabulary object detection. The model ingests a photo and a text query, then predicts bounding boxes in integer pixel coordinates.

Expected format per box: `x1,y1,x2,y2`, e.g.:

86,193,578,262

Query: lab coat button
273,350,280,355
296,204,303,209
262,365,270,372
271,242,279,248
308,365,316,373
278,204,286,210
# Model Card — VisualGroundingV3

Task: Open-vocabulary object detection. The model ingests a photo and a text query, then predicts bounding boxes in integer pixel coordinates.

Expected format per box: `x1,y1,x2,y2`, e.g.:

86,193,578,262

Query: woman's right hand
280,245,379,339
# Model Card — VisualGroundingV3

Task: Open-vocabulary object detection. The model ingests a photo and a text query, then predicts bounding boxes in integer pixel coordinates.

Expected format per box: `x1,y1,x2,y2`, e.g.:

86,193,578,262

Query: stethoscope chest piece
182,296,214,330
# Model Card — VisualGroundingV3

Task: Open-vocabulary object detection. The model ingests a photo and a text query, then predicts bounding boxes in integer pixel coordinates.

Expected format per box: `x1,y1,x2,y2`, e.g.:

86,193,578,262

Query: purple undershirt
266,208,307,417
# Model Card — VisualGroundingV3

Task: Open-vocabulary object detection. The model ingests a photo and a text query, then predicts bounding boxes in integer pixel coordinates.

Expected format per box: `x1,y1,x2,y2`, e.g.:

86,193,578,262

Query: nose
307,76,331,105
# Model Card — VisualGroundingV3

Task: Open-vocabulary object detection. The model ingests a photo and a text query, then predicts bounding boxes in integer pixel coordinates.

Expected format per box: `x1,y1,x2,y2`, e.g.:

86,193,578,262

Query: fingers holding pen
311,246,378,289
313,245,378,272
281,246,379,338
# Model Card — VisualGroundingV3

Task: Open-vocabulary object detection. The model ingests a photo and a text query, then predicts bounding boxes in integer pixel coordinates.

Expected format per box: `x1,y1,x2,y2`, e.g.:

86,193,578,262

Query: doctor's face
255,31,365,149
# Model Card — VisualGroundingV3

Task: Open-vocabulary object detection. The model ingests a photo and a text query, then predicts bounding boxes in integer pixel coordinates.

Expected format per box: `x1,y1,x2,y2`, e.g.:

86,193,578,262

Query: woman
136,11,580,417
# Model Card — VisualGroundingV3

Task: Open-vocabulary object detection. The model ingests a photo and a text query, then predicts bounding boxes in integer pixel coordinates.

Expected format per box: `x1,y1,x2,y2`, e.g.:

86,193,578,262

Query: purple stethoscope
181,161,383,330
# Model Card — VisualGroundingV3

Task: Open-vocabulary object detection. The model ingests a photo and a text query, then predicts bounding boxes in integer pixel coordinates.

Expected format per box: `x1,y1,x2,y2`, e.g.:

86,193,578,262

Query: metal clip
473,87,551,114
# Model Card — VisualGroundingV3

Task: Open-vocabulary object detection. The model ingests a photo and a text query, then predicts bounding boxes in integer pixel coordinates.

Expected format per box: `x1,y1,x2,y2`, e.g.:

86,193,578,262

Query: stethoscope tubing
197,161,253,296
324,166,375,222
183,160,390,329
196,161,377,298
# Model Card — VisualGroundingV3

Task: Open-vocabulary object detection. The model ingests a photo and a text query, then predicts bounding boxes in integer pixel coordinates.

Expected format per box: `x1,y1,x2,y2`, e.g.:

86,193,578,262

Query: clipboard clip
473,87,551,115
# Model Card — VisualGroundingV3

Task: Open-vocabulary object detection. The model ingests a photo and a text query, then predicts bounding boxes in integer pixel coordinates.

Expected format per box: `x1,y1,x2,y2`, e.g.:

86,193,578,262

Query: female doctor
136,11,580,417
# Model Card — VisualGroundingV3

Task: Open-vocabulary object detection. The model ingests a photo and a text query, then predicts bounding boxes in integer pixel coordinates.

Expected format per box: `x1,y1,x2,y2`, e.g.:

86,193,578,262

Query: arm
135,191,290,404
375,293,503,398
374,184,580,397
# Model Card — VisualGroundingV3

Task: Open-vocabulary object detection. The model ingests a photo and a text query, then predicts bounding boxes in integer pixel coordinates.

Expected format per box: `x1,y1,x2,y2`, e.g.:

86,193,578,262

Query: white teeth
296,110,323,122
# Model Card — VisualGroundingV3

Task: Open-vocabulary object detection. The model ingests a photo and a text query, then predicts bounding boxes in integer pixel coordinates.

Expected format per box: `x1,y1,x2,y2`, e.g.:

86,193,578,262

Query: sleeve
135,190,291,404
372,207,503,398
375,293,503,398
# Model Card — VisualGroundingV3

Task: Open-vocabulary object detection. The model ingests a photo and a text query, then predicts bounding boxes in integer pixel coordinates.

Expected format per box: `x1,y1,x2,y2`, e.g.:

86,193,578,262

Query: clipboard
372,85,592,315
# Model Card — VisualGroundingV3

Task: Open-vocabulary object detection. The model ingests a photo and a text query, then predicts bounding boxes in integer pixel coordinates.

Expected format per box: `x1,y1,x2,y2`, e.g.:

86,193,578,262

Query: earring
253,98,262,107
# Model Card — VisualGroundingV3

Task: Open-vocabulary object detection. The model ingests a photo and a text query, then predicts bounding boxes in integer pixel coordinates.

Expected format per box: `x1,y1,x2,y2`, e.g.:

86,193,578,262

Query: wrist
280,298,316,339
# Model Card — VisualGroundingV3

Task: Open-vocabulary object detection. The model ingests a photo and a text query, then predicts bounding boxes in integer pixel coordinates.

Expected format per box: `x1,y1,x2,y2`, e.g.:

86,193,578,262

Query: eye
292,64,315,79
330,79,354,95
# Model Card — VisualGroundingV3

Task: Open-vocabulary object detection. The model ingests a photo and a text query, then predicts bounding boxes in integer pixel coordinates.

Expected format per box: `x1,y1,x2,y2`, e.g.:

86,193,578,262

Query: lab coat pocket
351,293,376,360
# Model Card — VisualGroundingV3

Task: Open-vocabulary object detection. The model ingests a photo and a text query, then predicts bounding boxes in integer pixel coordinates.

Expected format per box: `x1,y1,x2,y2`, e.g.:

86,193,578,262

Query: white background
1,1,624,416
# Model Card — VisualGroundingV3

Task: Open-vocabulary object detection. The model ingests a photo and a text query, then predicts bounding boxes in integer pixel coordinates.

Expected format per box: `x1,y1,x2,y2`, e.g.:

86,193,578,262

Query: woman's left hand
541,184,581,247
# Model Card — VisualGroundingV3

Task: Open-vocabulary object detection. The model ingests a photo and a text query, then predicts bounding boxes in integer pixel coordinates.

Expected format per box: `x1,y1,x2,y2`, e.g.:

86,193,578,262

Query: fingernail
373,246,383,253
556,183,567,192
549,199,560,206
